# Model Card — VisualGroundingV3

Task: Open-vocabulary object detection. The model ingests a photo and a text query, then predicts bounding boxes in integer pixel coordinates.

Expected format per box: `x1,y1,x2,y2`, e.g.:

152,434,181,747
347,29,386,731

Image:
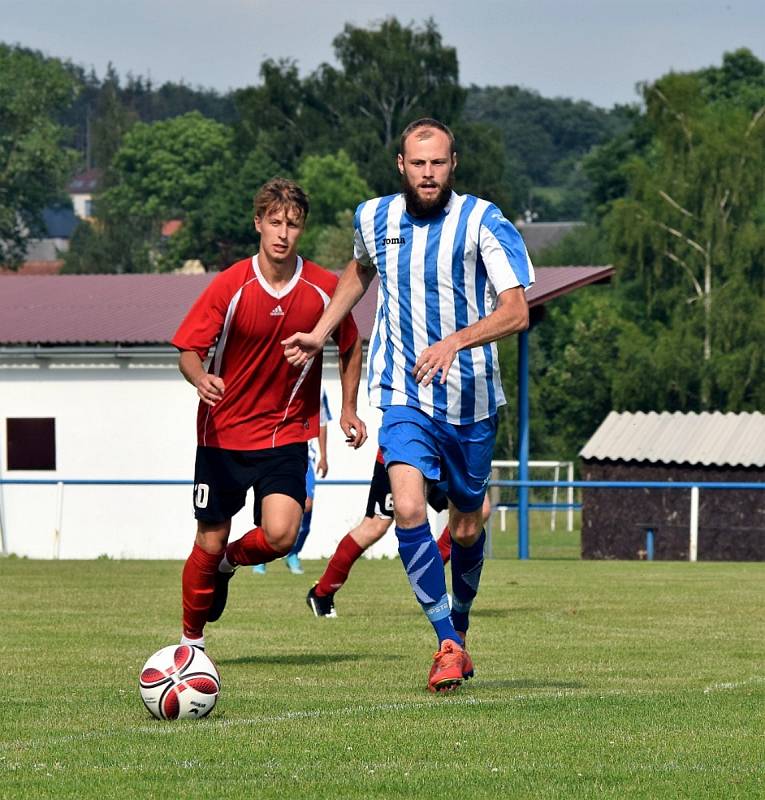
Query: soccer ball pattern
139,644,220,720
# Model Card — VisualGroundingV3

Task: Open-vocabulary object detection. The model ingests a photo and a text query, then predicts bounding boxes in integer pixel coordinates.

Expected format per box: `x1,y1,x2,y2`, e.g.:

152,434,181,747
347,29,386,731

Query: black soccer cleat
306,584,337,618
208,568,236,623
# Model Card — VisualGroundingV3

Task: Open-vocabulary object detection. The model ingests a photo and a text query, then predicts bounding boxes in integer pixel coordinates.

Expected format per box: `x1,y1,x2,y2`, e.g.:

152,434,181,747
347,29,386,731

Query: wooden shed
579,411,765,561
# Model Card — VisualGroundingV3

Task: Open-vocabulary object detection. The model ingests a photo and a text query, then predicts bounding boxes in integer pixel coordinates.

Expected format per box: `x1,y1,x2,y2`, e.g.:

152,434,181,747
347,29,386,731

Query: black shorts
193,443,308,524
364,459,449,519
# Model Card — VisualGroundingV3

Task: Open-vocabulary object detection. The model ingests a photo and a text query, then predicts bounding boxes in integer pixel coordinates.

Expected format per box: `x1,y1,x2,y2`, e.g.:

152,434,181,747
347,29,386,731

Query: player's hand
316,457,328,478
413,338,458,387
195,373,225,406
282,332,324,367
340,410,367,449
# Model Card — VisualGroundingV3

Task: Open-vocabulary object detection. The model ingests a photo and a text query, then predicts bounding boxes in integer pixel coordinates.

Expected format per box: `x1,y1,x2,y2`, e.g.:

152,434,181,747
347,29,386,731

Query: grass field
2,531,763,799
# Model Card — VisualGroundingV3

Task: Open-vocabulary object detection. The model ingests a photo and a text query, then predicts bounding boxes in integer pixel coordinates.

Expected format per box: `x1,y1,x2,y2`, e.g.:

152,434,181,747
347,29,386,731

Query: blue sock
396,522,460,646
289,510,312,557
450,529,486,635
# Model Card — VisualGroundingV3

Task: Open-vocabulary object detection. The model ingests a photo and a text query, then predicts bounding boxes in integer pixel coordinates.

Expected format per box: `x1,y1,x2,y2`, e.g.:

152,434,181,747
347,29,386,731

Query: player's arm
338,334,367,449
316,423,328,477
178,350,225,406
413,287,529,387
282,259,375,366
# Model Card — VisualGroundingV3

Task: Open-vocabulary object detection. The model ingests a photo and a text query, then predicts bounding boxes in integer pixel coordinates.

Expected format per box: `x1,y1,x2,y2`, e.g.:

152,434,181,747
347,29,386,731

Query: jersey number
195,483,209,509
384,493,394,512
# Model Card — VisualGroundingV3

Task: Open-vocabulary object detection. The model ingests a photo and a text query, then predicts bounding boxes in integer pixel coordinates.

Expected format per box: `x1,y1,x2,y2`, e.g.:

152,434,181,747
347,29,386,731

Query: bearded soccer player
306,448,491,619
172,177,366,651
284,119,534,692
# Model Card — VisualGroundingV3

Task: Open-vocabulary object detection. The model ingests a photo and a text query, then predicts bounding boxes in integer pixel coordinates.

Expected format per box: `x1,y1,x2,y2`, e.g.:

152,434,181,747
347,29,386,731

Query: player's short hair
399,118,456,157
254,177,310,223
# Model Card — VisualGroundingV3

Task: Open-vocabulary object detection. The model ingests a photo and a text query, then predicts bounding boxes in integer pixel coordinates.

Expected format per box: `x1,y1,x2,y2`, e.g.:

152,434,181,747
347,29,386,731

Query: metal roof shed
579,411,765,560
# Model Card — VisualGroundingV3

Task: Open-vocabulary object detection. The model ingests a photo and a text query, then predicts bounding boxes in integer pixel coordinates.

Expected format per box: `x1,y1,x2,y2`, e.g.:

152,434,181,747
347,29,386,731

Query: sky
3,0,764,108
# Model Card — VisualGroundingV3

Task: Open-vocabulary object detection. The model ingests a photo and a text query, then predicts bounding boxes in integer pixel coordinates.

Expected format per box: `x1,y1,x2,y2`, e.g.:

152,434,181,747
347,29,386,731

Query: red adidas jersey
172,256,358,450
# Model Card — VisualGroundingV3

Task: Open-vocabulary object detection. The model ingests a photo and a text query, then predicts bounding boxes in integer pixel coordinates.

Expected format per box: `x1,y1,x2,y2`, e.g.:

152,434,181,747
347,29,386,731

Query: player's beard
402,170,454,218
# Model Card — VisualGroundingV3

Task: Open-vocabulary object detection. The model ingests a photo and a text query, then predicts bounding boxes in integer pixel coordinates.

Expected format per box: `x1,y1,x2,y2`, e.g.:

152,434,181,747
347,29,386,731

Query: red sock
437,526,452,564
316,533,364,596
182,543,223,639
226,526,283,567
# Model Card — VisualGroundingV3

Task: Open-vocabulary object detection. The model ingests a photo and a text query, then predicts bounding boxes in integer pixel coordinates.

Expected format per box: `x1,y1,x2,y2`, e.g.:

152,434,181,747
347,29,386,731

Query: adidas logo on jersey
270,304,285,316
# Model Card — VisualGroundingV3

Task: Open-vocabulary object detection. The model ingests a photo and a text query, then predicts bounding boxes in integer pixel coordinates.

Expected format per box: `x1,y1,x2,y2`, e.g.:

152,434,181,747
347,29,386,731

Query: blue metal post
517,329,530,559
646,528,654,561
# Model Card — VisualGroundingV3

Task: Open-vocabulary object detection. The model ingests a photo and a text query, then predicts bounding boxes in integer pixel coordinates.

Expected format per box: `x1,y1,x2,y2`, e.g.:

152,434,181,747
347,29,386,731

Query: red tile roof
66,168,102,194
0,274,216,346
161,220,183,237
0,260,64,276
0,266,614,347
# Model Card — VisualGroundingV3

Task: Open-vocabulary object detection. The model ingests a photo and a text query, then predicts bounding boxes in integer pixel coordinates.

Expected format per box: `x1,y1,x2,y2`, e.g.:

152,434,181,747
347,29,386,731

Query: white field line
2,690,592,753
703,676,765,694
3,680,763,754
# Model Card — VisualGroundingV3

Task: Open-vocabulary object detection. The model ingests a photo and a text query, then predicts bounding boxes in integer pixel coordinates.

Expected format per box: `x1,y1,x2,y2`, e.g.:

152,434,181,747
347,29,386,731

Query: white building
0,266,614,559
0,274,392,559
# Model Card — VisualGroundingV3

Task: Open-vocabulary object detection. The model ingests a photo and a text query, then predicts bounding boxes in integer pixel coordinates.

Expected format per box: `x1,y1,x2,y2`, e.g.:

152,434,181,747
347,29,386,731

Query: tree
233,59,310,174
608,60,765,406
0,44,78,266
90,65,137,173
310,17,465,194
464,85,632,219
66,112,241,272
297,150,371,227
295,149,371,261
104,111,234,223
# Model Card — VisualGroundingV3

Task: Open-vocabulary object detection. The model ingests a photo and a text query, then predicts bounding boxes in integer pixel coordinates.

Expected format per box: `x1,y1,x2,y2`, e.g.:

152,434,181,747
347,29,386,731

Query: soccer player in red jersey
172,177,367,650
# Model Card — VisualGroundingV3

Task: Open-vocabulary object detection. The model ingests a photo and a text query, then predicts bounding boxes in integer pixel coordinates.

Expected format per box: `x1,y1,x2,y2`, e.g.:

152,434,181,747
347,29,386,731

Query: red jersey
172,256,358,450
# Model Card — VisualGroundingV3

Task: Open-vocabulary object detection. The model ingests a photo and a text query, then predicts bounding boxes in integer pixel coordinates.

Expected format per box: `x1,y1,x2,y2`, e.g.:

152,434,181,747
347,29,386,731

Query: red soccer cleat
428,639,466,693
462,646,474,680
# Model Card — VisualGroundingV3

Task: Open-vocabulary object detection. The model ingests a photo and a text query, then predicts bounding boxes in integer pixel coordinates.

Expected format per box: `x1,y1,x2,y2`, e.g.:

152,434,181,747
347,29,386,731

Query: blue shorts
378,406,497,513
305,458,316,500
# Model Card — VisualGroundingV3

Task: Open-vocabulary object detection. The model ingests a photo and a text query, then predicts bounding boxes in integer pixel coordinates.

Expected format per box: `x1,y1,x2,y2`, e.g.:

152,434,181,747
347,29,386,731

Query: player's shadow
218,653,398,667
470,607,541,618
471,678,586,690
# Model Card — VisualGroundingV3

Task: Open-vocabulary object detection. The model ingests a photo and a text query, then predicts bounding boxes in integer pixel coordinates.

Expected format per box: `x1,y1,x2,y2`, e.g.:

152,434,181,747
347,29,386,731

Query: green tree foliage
167,146,280,269
312,209,356,269
296,150,371,261
451,121,512,210
520,49,765,462
607,54,765,407
0,44,78,266
89,65,137,173
233,59,310,174
234,18,466,196
298,150,371,226
465,85,631,219
65,112,249,272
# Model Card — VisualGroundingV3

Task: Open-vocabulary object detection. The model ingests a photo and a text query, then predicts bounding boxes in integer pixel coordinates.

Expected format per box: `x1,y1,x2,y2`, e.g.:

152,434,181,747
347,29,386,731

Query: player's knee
194,522,229,554
261,523,296,554
393,496,428,528
354,516,392,548
449,513,483,546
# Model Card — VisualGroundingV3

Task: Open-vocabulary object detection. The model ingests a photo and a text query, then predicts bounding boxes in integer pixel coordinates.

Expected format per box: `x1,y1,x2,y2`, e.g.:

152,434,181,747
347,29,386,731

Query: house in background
0,206,78,275
516,221,584,258
580,411,765,561
67,168,102,220
0,265,614,559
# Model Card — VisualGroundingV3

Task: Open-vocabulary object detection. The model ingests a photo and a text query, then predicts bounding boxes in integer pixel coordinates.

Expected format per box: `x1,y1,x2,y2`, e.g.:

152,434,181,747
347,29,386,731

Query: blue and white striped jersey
353,191,535,425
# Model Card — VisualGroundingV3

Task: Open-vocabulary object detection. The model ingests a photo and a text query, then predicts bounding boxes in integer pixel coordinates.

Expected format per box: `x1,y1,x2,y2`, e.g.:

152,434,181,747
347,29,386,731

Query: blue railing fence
0,477,762,560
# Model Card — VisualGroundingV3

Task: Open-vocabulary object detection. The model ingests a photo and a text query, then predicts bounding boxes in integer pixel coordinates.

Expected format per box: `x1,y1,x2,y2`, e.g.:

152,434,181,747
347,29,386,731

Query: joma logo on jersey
380,236,405,246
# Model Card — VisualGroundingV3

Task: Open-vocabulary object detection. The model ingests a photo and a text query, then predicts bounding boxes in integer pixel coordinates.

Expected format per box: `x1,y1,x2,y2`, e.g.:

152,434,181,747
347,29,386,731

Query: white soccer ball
139,644,220,720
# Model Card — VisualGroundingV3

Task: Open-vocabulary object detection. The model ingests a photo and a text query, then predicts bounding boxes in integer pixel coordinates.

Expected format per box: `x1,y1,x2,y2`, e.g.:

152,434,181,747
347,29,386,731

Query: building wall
70,194,93,220
0,352,429,560
581,461,765,560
